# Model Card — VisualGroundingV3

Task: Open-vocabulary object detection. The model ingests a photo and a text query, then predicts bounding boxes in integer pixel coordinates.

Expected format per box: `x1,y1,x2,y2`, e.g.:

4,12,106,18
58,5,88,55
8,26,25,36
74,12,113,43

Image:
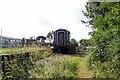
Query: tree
83,1,120,78
46,31,54,44
70,38,78,47
79,39,90,50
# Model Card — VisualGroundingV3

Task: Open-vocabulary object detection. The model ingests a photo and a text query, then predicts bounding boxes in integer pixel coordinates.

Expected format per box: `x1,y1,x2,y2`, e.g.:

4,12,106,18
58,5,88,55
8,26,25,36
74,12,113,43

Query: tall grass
0,44,54,79
30,54,80,78
0,44,93,78
77,53,93,78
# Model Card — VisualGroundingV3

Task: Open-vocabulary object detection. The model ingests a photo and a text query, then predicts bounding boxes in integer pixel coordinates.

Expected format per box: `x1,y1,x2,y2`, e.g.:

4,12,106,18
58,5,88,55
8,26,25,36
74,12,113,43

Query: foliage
83,1,120,78
0,45,53,79
77,54,93,78
0,44,93,79
1,53,33,80
71,38,78,47
79,39,90,51
46,31,54,43
30,54,80,78
0,44,40,54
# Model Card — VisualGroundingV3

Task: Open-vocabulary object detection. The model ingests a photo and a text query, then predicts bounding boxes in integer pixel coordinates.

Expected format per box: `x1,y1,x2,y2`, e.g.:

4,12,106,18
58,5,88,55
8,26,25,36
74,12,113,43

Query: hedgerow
0,46,53,79
83,2,120,78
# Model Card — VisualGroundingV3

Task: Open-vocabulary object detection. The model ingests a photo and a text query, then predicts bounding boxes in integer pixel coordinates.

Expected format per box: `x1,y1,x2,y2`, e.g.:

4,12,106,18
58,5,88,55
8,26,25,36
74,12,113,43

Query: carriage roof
55,29,70,34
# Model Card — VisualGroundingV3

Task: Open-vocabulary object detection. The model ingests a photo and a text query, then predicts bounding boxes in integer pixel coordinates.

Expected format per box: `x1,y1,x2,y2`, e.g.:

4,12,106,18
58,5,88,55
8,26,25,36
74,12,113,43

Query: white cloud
0,0,91,41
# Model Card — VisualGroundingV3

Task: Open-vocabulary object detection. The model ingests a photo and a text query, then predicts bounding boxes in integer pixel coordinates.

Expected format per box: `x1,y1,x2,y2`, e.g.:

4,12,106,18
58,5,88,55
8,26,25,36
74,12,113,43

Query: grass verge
30,54,81,78
76,53,93,78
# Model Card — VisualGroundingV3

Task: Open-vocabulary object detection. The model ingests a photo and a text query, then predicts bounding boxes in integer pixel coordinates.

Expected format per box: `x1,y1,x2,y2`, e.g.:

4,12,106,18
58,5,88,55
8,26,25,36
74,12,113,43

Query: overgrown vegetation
79,39,90,52
71,38,78,47
0,44,42,54
83,1,120,78
0,45,53,79
1,52,33,80
77,53,93,78
0,43,93,79
30,54,81,78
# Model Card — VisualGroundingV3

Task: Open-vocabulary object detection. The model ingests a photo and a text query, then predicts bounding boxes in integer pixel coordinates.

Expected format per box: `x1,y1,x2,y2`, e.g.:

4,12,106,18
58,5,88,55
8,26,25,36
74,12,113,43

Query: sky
0,0,92,41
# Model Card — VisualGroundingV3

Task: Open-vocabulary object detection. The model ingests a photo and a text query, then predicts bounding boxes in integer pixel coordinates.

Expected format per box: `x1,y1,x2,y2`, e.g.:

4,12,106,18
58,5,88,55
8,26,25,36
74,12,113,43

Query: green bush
1,53,33,80
83,2,120,78
1,46,53,79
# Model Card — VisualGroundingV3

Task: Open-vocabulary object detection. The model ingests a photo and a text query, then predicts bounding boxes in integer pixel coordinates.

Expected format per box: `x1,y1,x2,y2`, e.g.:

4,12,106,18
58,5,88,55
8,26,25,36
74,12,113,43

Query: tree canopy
83,1,120,78
70,38,78,47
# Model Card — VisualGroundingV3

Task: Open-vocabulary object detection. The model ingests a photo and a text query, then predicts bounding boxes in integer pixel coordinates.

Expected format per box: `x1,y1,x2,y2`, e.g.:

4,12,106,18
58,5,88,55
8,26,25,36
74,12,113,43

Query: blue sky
0,0,91,41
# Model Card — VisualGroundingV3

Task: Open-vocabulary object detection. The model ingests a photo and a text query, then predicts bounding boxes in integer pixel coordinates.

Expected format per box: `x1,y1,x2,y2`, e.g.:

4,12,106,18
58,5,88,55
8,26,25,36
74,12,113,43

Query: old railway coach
52,29,76,54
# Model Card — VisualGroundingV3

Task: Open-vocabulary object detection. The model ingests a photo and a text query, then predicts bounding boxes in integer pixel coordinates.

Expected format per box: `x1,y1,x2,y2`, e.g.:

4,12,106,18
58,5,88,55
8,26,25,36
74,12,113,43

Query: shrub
83,2,120,78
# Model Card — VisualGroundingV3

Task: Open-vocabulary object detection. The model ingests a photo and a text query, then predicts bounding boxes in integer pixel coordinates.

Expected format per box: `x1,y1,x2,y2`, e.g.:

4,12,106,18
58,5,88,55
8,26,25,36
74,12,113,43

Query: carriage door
58,31,65,46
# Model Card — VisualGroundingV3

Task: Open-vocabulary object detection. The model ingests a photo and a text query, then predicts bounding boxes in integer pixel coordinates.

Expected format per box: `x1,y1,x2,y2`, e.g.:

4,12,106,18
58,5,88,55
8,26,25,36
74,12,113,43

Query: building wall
0,36,22,48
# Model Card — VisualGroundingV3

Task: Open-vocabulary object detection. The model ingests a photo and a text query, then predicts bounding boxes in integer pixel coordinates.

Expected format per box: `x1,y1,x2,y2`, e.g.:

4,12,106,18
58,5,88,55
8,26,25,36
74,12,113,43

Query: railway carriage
52,29,76,54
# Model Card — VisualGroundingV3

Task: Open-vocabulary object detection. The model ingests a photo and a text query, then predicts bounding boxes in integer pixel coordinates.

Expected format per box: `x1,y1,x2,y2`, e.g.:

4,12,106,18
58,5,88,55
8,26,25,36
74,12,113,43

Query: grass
30,54,81,78
0,76,1,80
0,45,54,79
0,45,93,78
0,44,46,54
76,53,93,78
30,53,93,78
